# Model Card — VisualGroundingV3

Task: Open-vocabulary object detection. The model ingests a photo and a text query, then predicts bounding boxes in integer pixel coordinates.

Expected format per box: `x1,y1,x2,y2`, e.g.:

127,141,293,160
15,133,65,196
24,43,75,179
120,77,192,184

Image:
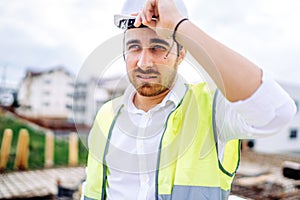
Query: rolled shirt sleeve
216,72,297,142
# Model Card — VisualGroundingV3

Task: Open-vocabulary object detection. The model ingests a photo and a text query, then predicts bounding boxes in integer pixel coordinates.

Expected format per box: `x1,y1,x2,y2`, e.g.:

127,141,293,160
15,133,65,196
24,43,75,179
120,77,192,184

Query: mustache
134,67,160,75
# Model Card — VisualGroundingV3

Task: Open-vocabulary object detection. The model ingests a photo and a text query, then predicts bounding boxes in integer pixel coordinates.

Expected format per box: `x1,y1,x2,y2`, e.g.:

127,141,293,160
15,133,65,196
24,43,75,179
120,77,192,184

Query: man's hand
134,0,183,38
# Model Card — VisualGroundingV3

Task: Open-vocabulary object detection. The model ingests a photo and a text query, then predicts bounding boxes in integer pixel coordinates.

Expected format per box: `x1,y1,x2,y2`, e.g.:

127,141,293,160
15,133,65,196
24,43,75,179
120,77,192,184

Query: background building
17,66,74,120
73,76,128,126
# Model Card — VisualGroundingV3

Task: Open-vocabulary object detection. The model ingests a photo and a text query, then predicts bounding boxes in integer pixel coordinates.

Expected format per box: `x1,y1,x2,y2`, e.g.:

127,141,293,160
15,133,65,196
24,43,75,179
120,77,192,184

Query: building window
43,91,50,95
73,105,86,112
65,104,72,110
44,80,52,84
66,93,73,98
73,92,86,100
68,82,75,87
289,129,298,139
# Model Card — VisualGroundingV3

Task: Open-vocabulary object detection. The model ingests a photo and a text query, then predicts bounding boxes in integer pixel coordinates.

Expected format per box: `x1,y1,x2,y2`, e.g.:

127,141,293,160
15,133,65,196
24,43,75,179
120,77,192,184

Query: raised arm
134,0,262,102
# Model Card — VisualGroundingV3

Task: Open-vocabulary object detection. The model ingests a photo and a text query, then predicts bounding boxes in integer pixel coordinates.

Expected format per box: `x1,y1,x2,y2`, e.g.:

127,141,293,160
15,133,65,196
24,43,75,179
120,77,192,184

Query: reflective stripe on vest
158,185,230,200
84,83,240,200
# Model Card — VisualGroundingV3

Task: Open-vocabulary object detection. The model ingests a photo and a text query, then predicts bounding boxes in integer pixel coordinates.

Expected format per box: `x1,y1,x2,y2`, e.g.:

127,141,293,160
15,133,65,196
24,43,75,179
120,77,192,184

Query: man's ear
177,47,186,65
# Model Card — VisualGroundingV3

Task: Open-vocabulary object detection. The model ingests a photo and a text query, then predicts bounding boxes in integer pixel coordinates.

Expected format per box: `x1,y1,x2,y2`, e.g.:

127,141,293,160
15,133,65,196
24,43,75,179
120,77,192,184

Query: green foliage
78,138,88,164
0,113,88,171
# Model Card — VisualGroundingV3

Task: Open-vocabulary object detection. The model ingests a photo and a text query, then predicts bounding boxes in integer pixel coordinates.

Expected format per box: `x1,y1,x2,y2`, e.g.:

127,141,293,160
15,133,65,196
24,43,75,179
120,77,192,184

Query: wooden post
0,129,13,171
68,132,78,166
45,131,54,168
15,129,30,170
241,139,248,152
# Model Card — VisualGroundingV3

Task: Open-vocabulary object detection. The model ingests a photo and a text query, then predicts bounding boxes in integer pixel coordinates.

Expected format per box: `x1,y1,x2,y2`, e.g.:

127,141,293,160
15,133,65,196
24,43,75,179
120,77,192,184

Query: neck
133,89,170,112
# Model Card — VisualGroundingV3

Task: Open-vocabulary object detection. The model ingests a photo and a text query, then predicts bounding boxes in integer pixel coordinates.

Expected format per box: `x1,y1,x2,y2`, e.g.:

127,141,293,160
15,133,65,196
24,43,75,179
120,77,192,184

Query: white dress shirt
103,73,296,200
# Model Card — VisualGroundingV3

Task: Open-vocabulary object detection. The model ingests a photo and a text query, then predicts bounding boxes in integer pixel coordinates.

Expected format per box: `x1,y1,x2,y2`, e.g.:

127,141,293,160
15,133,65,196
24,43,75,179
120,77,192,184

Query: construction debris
283,161,300,180
232,151,300,200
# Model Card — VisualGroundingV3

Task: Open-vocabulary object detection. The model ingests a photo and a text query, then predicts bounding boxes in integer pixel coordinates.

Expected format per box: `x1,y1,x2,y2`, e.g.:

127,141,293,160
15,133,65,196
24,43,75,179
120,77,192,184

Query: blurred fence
0,128,79,171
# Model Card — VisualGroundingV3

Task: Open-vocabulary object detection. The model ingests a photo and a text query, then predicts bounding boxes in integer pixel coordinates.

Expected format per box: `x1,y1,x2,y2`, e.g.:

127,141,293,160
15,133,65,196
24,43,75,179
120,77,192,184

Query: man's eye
127,45,140,51
151,45,167,51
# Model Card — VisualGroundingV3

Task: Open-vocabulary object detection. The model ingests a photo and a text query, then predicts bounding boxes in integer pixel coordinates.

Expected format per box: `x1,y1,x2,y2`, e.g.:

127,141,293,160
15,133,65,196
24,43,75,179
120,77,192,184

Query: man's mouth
136,74,158,80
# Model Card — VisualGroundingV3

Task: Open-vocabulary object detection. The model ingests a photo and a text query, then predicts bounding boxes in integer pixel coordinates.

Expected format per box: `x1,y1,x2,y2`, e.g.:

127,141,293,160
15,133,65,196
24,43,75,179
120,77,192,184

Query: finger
134,11,147,27
153,0,159,18
134,13,142,27
140,12,148,24
145,9,153,22
144,0,156,21
154,7,159,18
130,12,139,16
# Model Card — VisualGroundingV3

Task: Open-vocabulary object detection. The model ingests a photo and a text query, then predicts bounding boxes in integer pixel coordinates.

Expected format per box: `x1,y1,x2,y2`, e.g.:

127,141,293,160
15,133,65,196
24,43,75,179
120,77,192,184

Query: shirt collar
123,76,187,113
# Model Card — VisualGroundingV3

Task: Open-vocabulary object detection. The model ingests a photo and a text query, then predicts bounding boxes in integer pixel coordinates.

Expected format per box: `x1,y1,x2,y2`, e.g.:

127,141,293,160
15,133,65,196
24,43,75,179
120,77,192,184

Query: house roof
25,66,74,78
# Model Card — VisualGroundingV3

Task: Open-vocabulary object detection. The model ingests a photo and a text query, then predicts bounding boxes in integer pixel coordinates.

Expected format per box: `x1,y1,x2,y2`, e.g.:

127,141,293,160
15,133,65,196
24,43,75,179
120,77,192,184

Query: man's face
124,28,183,97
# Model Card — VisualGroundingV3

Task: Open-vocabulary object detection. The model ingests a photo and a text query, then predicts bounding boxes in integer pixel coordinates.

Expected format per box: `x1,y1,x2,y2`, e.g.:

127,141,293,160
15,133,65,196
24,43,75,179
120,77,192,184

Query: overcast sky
0,0,300,88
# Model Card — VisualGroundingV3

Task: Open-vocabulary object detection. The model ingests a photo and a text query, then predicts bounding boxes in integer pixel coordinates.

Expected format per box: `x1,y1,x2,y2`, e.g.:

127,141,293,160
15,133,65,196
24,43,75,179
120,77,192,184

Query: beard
135,82,169,97
128,67,177,97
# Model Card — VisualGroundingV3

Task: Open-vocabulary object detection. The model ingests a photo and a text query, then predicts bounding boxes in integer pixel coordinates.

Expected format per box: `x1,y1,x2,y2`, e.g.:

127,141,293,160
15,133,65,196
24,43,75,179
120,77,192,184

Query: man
84,0,296,199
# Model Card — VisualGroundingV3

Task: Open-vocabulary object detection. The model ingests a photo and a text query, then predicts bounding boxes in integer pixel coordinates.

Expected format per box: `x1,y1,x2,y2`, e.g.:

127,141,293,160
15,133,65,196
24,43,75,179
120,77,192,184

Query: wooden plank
45,131,54,168
69,132,78,166
0,129,13,171
14,129,29,170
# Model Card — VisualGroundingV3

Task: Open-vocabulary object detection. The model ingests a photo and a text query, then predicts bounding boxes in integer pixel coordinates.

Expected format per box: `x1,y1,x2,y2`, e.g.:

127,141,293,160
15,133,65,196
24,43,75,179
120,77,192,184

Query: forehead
125,28,172,44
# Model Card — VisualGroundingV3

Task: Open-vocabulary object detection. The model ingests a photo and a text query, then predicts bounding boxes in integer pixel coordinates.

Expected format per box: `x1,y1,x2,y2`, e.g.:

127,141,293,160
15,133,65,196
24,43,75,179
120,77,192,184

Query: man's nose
137,48,153,69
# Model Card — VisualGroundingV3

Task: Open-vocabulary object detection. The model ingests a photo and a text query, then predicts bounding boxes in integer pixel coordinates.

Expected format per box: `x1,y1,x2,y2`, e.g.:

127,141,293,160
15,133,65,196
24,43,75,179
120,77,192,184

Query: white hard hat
114,0,188,30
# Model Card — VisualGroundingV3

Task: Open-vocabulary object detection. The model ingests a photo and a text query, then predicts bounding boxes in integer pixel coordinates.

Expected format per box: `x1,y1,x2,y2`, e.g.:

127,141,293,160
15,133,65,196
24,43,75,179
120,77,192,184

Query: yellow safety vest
84,83,240,200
